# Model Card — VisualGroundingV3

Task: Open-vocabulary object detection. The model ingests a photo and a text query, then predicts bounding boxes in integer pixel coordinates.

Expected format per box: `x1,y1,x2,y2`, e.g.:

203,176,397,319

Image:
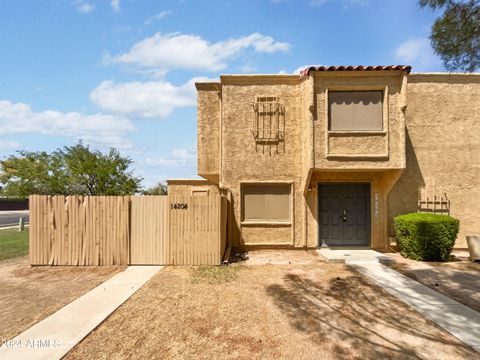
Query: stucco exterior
167,179,220,197
389,73,480,248
189,68,479,251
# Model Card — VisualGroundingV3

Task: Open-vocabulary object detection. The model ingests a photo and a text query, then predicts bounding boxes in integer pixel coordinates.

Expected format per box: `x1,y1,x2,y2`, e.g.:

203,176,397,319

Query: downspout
310,75,317,248
216,82,233,264
384,71,409,250
304,74,315,248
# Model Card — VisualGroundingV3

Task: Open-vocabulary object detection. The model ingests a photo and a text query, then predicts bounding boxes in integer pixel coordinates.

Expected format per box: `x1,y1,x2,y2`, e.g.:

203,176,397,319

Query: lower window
242,183,291,222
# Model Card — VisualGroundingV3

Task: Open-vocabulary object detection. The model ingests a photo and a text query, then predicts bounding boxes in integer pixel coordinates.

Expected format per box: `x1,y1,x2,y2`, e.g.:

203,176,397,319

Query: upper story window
328,91,383,131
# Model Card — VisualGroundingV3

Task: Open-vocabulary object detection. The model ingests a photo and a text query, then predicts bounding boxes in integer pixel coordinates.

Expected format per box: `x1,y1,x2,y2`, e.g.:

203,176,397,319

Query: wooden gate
130,196,169,265
129,194,227,265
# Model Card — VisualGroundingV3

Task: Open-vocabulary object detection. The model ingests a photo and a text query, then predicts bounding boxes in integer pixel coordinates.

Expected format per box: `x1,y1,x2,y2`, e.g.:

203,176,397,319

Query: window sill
325,154,389,160
328,131,387,135
241,221,292,226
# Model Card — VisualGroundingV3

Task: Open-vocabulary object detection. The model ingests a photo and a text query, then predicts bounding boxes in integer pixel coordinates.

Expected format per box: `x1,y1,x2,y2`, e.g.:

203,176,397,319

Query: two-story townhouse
169,65,480,252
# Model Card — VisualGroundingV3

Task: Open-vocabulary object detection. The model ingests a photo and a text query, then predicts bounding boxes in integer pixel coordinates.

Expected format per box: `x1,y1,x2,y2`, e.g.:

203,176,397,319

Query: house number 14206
171,203,188,210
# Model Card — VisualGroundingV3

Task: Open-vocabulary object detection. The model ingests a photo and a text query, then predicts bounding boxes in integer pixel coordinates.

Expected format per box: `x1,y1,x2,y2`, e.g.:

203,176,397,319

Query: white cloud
0,140,21,151
394,37,441,69
90,77,215,118
0,100,134,149
145,11,172,25
145,147,196,167
240,63,257,72
293,64,316,74
74,1,95,13
105,32,291,72
111,0,120,12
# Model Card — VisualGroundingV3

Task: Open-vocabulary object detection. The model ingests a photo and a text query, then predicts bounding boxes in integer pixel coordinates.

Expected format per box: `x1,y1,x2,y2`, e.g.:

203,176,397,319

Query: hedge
394,213,459,261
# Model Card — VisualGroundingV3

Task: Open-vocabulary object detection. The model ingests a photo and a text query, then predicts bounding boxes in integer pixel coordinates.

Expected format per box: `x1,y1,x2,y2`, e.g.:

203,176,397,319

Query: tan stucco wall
300,76,315,249
313,72,407,170
195,71,479,251
389,74,480,248
220,76,304,248
196,83,220,183
327,133,388,156
167,180,219,197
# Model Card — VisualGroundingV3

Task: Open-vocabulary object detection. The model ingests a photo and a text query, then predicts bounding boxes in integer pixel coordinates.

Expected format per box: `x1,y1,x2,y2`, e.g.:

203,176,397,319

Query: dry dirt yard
66,258,477,359
0,256,124,341
387,251,480,313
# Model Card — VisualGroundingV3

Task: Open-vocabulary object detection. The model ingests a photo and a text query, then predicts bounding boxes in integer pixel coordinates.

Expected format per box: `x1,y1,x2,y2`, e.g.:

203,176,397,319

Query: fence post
18,217,25,232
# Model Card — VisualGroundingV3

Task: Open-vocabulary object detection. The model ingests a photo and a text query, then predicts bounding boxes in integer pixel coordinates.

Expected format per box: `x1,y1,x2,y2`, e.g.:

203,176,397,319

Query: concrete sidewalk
317,248,394,264
0,266,162,360
352,262,480,353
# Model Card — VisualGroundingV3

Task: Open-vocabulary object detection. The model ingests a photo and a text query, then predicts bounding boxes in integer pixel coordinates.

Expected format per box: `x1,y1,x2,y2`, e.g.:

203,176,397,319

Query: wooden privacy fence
29,195,130,265
29,194,228,266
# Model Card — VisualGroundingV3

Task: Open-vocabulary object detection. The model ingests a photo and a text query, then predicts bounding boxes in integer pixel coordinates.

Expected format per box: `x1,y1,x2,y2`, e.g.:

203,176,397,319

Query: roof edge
300,65,412,77
220,74,302,85
195,82,221,91
167,179,212,185
410,72,480,76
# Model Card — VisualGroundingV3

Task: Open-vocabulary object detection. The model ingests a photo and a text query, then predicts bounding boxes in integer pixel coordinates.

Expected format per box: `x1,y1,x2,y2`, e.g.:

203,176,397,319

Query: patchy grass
65,263,477,360
0,257,124,340
0,228,29,261
190,265,243,284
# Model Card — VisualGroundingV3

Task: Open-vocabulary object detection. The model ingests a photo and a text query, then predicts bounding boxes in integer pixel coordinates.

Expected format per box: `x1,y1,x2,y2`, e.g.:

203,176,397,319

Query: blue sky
0,0,443,188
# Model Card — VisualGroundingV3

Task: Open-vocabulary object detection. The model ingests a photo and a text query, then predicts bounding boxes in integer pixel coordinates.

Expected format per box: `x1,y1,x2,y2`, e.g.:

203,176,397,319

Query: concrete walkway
317,248,394,264
352,262,480,353
0,266,162,360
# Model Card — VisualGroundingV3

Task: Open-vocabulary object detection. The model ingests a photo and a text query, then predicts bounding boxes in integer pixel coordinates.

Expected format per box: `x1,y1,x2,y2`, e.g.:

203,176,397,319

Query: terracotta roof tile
299,65,412,77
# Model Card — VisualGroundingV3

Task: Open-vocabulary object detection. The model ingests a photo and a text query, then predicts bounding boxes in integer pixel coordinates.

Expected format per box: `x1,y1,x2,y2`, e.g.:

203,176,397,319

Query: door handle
342,210,347,222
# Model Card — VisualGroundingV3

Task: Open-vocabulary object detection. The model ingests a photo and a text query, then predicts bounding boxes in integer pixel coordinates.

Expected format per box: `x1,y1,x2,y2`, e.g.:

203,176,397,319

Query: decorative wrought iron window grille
252,96,285,145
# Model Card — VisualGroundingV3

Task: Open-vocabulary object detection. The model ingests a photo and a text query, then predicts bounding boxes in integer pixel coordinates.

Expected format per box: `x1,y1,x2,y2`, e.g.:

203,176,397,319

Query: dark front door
318,183,370,246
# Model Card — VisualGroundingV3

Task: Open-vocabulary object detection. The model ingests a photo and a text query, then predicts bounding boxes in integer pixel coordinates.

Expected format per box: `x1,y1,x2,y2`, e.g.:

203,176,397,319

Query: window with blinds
242,184,291,222
328,91,383,131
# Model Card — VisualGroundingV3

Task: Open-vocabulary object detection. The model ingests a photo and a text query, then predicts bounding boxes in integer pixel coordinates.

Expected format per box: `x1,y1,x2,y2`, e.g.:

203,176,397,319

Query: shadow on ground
266,272,475,359
390,260,480,313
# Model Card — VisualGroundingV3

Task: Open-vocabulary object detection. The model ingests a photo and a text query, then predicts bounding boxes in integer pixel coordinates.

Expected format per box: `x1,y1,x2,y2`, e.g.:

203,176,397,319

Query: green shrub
394,213,459,261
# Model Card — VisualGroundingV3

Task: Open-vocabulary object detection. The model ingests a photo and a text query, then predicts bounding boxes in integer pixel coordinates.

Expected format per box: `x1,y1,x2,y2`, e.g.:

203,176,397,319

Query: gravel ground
66,260,477,360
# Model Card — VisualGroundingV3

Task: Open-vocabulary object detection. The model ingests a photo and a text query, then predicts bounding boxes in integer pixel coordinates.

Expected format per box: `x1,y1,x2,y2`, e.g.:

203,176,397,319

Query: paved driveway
0,211,29,227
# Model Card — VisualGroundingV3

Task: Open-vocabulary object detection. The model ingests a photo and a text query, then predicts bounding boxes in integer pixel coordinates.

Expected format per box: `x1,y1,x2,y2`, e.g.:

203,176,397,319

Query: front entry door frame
317,182,371,248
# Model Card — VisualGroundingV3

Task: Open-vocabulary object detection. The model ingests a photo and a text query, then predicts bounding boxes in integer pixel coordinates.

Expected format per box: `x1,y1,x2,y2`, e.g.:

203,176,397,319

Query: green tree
0,150,69,196
60,143,142,195
0,143,142,197
420,0,480,72
141,182,168,195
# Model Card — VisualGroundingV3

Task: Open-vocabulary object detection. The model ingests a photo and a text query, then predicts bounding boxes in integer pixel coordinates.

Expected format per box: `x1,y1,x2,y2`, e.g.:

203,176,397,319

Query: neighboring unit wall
220,76,305,248
389,74,480,248
197,83,221,183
